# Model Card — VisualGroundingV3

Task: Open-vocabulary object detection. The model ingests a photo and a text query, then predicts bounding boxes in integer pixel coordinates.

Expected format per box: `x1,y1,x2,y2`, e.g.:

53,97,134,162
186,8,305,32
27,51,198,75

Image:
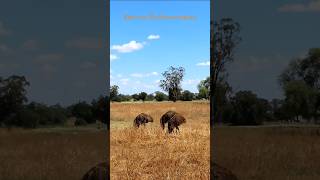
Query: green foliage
70,101,95,124
279,48,320,89
160,66,185,102
197,77,210,99
283,81,318,121
146,94,155,101
110,85,119,101
131,94,140,101
0,75,30,125
138,92,147,101
227,91,270,125
181,90,194,101
154,91,168,101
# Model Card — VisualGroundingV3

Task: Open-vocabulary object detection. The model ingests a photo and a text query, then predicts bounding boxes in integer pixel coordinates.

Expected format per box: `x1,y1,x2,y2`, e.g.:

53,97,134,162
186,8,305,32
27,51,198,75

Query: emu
160,111,186,133
133,113,153,128
167,113,186,133
160,110,177,129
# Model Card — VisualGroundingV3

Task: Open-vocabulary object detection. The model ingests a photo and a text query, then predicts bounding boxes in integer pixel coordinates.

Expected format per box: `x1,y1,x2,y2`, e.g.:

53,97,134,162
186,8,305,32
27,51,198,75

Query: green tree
160,66,185,102
110,85,119,101
146,93,155,101
131,94,140,101
228,91,269,125
279,49,320,121
283,81,317,122
181,90,194,101
197,77,210,99
154,91,168,101
280,48,320,89
70,101,95,124
211,18,241,125
139,92,147,102
0,75,30,126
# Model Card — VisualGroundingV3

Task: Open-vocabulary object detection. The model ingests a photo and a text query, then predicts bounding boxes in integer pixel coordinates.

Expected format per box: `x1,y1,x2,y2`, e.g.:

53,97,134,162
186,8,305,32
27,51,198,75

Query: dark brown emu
133,113,154,128
160,111,186,133
160,110,177,129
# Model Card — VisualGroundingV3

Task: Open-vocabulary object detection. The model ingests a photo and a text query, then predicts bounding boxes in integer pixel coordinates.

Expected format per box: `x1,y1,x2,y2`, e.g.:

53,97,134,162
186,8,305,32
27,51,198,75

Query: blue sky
110,1,210,94
0,0,106,106
215,0,320,100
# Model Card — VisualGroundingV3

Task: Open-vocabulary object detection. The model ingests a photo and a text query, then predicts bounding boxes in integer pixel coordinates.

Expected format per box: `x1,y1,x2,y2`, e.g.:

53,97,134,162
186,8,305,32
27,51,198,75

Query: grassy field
0,126,107,180
214,126,320,180
110,101,210,179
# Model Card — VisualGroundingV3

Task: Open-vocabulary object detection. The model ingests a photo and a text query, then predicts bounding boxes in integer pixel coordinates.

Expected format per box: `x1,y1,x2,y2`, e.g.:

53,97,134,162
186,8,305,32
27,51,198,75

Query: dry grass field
0,127,107,180
214,126,320,180
110,101,210,179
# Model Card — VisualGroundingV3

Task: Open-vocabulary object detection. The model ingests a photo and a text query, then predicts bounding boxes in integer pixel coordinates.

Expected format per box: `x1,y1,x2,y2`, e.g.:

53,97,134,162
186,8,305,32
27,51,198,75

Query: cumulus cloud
110,54,118,61
130,72,159,78
182,79,201,85
278,0,320,12
65,37,100,49
147,34,160,40
196,61,210,66
111,40,144,53
120,78,130,85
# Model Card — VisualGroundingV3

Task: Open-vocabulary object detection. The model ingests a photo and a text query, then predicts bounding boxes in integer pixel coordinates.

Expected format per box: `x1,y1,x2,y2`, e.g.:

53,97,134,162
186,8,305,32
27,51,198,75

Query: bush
154,91,168,101
181,90,194,101
3,108,41,128
70,101,95,124
228,91,270,125
74,118,87,126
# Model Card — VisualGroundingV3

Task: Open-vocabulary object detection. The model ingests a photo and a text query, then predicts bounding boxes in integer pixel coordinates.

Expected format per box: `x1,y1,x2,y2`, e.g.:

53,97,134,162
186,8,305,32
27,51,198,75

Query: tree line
0,75,107,128
211,18,320,125
110,66,210,102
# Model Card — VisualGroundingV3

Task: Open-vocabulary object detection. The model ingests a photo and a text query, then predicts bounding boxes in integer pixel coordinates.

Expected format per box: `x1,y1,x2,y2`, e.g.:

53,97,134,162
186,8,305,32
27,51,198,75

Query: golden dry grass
214,126,320,180
0,127,107,180
110,101,210,180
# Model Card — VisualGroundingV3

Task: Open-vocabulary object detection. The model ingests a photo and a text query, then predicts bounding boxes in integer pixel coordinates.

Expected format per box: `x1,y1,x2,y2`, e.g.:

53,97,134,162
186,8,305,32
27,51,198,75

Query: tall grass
110,101,210,179
214,126,320,180
0,128,107,180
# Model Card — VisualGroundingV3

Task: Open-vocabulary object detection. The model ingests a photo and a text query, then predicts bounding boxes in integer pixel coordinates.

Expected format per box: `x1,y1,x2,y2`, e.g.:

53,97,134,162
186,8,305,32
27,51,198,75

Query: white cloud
120,78,130,85
278,1,320,12
111,40,144,53
151,71,158,75
130,72,159,78
196,61,210,66
147,34,160,40
182,79,201,85
110,54,118,61
130,73,144,78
